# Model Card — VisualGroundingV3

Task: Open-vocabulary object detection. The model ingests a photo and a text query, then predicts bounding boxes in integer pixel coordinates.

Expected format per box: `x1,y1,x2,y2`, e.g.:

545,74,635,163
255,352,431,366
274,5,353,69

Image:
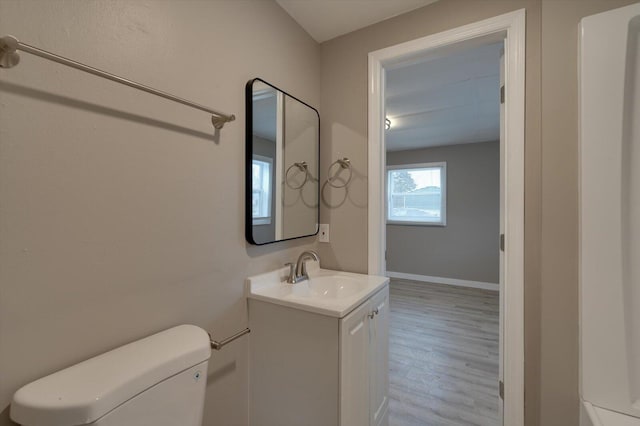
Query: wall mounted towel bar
0,35,235,130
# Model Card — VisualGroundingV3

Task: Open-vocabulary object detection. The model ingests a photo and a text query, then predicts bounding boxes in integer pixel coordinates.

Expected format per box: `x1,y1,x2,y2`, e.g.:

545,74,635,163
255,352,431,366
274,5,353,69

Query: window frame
252,155,273,226
386,161,447,226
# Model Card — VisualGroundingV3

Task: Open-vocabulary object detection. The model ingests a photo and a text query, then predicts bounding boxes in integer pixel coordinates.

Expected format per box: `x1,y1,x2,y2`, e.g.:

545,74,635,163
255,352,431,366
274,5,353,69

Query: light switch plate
319,224,330,243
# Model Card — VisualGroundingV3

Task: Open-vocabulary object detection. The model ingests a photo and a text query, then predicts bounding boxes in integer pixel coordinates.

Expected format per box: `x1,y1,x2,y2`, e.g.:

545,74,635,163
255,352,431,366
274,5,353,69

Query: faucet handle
284,262,296,284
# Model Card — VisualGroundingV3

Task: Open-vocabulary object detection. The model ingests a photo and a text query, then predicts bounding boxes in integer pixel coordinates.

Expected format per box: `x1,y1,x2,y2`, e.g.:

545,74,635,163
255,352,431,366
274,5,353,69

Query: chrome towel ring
327,158,352,188
285,161,309,189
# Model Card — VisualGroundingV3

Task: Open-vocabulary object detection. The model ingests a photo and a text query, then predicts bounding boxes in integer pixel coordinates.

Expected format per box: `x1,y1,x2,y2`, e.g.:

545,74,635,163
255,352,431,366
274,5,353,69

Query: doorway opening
368,10,525,426
385,41,502,425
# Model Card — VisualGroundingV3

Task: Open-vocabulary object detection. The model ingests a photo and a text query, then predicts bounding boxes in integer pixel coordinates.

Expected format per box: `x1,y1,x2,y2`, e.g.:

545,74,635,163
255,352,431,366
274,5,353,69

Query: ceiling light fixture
385,118,391,130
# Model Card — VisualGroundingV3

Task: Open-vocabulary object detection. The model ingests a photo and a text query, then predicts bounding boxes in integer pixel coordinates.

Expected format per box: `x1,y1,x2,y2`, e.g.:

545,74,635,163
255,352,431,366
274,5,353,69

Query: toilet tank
10,325,212,426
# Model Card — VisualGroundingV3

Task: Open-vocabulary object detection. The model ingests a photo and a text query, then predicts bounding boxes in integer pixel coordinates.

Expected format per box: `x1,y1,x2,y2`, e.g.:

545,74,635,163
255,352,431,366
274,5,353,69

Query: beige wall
318,1,543,424
386,141,500,283
317,0,541,272
1,0,638,425
539,0,638,424
0,1,319,425
318,0,638,424
282,98,320,240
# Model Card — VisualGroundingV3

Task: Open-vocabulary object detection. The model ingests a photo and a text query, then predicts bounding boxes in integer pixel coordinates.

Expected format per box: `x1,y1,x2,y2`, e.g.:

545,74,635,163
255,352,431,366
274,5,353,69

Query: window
252,156,273,225
387,162,446,226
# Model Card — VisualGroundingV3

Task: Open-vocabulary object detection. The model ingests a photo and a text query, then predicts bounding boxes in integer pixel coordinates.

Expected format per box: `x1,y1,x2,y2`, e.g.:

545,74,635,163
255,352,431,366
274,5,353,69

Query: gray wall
0,1,320,425
386,141,499,283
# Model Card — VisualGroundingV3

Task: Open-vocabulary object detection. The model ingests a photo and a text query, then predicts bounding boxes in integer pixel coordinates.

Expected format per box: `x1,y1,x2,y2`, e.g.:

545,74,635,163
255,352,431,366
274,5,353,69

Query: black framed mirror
245,78,320,245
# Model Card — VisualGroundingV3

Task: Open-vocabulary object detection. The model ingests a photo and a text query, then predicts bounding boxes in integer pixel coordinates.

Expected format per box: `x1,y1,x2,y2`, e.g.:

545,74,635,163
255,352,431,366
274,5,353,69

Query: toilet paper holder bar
209,328,250,350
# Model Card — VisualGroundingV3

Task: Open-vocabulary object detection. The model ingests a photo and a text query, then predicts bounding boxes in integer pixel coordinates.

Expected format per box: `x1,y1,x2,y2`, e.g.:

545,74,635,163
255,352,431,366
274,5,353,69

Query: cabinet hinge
499,380,504,400
500,234,505,252
500,85,505,104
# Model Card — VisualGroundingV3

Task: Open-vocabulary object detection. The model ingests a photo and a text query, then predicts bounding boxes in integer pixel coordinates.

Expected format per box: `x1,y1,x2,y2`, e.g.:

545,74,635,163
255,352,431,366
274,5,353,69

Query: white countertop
246,265,389,318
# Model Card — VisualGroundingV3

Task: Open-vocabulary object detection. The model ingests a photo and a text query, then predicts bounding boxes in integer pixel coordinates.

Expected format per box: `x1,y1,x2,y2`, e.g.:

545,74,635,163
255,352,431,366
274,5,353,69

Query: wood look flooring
388,278,500,426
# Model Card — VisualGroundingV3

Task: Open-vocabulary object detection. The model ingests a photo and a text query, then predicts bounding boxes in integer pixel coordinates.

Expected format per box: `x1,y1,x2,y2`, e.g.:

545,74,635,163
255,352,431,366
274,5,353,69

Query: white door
369,286,390,426
340,300,372,426
498,44,506,424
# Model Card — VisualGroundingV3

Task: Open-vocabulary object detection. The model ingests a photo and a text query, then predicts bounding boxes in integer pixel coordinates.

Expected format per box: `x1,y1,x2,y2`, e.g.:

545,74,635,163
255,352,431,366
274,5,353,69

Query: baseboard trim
386,271,499,292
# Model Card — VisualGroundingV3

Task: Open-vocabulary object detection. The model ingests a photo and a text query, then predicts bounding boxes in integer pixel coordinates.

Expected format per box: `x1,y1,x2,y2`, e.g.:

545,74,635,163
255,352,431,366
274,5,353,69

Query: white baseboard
386,271,499,292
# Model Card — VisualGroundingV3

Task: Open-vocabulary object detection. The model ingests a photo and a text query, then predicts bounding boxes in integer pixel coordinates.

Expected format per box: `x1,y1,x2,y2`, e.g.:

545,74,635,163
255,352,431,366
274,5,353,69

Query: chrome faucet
285,250,320,284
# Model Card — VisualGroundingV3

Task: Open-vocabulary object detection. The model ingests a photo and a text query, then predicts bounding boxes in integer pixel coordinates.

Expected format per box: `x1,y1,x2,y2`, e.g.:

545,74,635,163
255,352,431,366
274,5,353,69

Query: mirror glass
246,78,319,245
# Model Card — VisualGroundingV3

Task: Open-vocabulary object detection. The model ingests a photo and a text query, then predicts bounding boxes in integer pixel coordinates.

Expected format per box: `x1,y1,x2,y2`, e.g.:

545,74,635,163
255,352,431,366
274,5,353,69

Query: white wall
0,1,320,425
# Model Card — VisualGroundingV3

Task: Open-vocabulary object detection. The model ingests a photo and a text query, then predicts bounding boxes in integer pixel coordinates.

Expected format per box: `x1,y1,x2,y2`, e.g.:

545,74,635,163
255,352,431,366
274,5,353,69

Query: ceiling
276,0,439,43
385,42,502,152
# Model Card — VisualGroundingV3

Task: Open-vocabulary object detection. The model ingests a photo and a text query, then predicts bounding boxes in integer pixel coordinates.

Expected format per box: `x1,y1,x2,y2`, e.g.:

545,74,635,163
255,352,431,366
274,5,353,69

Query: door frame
367,9,525,425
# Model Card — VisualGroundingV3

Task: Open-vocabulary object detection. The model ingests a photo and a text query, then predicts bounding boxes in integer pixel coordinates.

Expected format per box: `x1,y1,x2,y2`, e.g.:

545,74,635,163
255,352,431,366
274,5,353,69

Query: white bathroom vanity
247,266,390,426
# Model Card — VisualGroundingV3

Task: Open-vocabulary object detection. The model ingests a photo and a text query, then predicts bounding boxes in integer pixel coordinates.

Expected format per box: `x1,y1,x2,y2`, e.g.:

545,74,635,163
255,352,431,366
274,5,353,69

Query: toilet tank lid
10,325,211,426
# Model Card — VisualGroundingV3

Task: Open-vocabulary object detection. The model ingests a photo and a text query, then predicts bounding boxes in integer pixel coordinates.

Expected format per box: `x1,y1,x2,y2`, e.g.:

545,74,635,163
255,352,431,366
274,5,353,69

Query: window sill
386,220,446,227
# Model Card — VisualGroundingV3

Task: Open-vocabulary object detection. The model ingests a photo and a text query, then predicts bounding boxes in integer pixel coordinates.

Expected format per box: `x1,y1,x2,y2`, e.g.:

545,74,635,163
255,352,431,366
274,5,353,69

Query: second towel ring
285,161,309,189
327,158,352,188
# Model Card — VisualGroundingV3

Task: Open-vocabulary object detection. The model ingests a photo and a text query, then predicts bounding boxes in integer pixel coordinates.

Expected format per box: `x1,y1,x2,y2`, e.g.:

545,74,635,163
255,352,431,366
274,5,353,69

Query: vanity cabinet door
369,286,389,426
340,300,371,426
340,285,390,426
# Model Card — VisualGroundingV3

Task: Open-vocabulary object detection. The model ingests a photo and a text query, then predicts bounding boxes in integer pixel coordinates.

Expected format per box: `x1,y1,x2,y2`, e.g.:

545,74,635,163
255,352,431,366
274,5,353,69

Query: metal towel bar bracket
0,35,235,130
327,157,352,188
209,328,250,351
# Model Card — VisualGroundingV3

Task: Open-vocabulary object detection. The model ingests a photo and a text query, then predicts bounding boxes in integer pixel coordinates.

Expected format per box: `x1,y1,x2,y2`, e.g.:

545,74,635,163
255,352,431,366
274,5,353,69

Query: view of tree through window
387,163,446,225
392,170,417,193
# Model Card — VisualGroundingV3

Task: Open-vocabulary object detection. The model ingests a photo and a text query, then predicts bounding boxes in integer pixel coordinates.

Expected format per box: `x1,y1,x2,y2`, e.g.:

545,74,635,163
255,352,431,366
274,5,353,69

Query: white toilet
10,325,212,426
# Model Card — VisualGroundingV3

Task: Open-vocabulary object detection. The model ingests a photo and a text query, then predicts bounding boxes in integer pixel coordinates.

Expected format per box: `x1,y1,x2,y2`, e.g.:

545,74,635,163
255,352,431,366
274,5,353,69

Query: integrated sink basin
292,276,367,299
247,265,389,318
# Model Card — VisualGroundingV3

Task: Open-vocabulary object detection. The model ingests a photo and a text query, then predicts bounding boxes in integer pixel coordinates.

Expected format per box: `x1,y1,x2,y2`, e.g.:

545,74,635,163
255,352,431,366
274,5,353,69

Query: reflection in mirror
246,79,319,245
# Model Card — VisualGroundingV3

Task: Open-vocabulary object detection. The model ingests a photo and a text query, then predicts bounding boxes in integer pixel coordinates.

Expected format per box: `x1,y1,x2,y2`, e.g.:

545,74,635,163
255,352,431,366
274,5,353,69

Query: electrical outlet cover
319,224,330,243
